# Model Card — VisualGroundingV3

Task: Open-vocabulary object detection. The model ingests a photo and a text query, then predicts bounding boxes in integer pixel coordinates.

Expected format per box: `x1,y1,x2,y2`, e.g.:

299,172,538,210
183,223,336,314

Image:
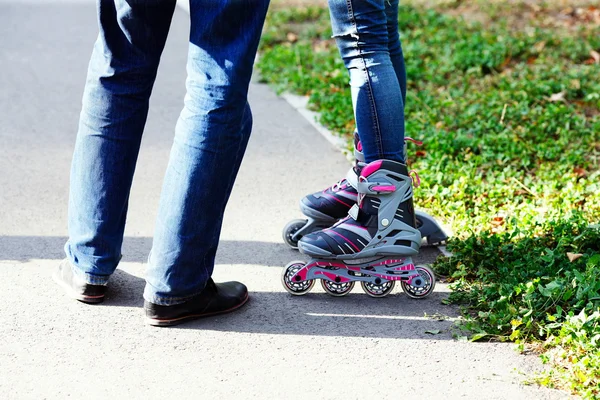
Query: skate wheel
281,261,315,296
361,280,395,298
320,279,355,297
282,219,307,250
401,265,436,299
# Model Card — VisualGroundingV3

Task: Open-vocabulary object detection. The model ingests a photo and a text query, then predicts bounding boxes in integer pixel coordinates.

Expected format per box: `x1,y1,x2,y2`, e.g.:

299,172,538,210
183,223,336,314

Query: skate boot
355,133,449,247
282,165,361,249
281,159,436,298
282,133,449,248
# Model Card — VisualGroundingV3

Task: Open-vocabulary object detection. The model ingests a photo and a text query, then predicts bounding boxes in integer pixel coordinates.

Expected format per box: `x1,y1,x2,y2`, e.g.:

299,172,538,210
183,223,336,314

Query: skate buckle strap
348,204,360,221
345,166,359,190
370,184,396,193
357,176,396,195
405,137,423,146
409,170,421,188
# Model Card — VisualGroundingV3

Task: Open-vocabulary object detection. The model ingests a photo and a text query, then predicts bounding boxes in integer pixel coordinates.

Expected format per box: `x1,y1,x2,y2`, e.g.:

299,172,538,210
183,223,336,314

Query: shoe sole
52,270,105,304
145,293,250,327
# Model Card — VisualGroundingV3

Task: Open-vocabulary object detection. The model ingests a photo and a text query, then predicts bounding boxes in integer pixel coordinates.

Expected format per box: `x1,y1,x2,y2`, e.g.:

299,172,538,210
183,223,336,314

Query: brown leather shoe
144,279,249,327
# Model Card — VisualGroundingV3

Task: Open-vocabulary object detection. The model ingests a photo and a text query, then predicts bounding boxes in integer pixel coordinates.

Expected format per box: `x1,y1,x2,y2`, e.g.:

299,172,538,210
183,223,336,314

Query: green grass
258,3,600,398
258,6,600,236
436,216,600,397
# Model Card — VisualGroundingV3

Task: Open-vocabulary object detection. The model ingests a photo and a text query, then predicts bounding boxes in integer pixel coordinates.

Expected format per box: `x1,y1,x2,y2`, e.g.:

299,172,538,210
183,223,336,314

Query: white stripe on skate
306,313,460,322
337,191,358,201
336,223,372,241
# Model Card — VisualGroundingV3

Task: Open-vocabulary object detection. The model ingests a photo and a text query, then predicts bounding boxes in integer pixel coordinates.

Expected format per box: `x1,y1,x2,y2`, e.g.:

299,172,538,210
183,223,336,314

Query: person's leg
144,0,270,306
63,0,176,287
328,0,405,163
385,0,406,106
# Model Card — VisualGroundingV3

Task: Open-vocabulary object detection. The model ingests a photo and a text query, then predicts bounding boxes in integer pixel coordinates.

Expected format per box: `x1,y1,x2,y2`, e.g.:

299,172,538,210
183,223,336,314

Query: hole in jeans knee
332,28,359,41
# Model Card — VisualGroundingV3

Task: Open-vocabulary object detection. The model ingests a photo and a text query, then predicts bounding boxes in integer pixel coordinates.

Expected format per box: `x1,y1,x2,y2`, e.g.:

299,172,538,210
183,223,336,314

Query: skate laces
405,137,423,146
405,137,422,187
330,178,347,192
409,170,421,188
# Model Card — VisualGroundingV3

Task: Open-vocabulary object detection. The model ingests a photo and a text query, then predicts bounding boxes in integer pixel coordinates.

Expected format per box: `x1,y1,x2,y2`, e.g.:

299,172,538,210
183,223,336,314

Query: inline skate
282,159,436,298
282,134,448,249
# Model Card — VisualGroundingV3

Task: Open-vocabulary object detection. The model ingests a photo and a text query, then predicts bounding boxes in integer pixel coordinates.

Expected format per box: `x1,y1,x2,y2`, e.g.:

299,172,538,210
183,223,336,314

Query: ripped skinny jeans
328,0,406,163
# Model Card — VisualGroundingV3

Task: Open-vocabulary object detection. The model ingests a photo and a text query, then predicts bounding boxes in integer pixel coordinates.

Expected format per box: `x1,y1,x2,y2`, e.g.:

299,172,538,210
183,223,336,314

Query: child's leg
328,0,405,163
385,0,406,106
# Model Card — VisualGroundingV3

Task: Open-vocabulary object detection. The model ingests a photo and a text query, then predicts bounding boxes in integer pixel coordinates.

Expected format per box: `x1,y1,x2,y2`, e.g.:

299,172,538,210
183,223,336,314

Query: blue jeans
328,0,406,163
65,0,270,305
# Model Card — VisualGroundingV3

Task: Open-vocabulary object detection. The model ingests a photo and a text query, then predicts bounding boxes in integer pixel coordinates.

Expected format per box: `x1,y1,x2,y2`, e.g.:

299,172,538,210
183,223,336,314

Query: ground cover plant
258,1,600,397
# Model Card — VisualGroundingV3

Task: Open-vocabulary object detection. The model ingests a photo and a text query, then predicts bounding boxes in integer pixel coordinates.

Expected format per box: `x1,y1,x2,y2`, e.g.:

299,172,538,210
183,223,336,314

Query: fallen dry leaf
561,7,574,16
570,79,581,90
548,92,566,102
567,252,583,262
591,50,600,64
574,166,588,177
286,32,298,43
533,41,547,53
491,216,505,226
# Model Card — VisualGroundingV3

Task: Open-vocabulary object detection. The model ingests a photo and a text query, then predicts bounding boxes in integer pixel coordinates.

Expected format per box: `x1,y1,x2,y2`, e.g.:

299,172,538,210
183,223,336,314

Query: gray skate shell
294,166,448,249
300,161,421,259
303,258,426,287
348,168,447,246
291,200,337,242
416,210,448,245
298,200,337,223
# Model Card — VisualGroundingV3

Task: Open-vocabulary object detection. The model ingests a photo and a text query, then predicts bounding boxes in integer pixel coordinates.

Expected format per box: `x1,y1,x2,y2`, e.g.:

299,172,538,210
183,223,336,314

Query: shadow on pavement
104,269,147,307
65,269,457,340
0,235,442,266
172,290,458,340
5,235,454,340
105,270,457,339
0,235,298,266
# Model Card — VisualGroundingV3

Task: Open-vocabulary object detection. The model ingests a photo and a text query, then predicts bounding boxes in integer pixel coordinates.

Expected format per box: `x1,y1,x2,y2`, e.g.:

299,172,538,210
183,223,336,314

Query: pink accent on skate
331,182,349,192
361,160,383,178
371,185,396,193
291,266,310,282
371,258,406,267
335,185,351,192
314,260,347,268
405,137,423,146
323,193,352,208
314,270,351,283
357,141,363,151
291,259,420,284
368,263,416,281
326,230,360,252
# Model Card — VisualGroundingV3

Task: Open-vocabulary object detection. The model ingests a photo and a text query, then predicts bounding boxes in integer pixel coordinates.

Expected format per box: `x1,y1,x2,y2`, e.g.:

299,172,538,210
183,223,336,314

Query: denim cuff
70,263,110,286
142,284,202,306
